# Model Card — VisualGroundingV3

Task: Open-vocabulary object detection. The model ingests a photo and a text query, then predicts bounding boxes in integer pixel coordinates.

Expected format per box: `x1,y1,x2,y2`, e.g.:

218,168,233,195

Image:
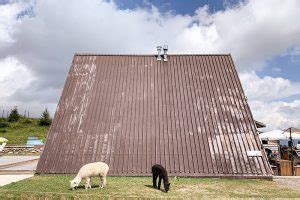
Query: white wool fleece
71,162,109,190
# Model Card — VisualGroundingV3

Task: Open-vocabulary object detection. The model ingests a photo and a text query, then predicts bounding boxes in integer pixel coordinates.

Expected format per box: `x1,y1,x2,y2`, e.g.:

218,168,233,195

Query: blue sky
0,0,299,130
0,0,9,5
114,0,241,14
259,53,300,103
259,53,300,82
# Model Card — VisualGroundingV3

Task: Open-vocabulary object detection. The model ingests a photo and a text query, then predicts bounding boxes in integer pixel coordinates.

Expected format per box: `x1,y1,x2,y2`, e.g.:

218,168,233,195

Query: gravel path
274,177,300,192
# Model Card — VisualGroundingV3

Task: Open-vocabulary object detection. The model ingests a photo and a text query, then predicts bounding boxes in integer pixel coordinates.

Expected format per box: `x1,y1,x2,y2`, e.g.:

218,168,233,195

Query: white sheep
70,162,109,190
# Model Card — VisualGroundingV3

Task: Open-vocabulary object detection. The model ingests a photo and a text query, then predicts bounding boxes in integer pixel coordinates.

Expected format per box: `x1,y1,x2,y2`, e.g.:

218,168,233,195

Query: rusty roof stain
37,54,272,178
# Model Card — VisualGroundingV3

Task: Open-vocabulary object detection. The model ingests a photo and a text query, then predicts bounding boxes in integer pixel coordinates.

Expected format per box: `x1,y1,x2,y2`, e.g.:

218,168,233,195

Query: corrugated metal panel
37,54,272,178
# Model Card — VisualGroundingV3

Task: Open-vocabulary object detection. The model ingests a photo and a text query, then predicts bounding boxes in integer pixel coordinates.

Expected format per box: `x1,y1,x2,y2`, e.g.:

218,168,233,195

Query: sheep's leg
89,178,92,189
99,176,103,188
85,177,91,189
102,176,107,188
100,176,106,188
152,174,158,188
158,176,162,190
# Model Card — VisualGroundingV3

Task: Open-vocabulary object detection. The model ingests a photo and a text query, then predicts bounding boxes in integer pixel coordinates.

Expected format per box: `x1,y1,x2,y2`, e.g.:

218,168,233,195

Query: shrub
0,122,9,128
10,123,23,129
0,118,6,122
39,109,52,126
23,118,33,124
8,107,20,122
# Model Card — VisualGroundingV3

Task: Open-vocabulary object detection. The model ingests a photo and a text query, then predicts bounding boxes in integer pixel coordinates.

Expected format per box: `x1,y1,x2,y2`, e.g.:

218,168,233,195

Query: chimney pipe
163,45,168,62
156,46,162,61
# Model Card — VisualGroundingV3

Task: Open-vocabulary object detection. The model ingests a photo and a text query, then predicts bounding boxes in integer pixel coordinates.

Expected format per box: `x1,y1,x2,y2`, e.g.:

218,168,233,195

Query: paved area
0,156,39,166
0,174,34,186
2,160,38,171
274,176,300,192
0,156,38,185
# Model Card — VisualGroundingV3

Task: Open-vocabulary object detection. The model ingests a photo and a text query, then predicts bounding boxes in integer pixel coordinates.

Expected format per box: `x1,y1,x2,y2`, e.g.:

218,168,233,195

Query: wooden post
280,160,292,176
295,166,300,176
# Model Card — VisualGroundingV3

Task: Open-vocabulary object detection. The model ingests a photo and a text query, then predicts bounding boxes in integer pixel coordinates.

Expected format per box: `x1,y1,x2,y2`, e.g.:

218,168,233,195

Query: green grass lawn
0,117,49,145
0,176,299,199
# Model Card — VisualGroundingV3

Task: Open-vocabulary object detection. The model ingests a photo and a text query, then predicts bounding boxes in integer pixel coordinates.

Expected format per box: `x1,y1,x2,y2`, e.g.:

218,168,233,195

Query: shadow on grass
144,185,167,193
70,184,102,191
144,184,154,189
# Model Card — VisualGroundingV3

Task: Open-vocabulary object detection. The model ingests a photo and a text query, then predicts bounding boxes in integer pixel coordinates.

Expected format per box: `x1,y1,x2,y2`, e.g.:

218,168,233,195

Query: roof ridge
74,53,231,56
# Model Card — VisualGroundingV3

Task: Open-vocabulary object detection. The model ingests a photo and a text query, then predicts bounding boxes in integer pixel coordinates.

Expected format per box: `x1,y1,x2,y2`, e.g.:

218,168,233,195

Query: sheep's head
165,183,171,193
70,179,80,190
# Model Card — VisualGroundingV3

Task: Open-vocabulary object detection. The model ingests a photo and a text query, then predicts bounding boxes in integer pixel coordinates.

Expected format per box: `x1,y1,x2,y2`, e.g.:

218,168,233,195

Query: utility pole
289,127,294,175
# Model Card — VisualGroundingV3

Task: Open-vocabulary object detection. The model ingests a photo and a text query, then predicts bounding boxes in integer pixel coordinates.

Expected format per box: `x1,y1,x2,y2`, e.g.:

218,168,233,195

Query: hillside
0,117,49,145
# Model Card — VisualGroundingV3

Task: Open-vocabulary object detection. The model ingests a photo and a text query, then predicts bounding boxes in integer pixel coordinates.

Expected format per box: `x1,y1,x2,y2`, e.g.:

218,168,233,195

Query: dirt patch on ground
274,178,300,192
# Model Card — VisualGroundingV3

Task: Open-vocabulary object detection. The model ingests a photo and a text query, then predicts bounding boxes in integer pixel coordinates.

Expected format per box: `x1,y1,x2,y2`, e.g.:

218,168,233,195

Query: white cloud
239,71,300,130
212,0,300,68
0,2,19,47
0,0,300,128
0,56,40,117
0,57,34,98
3,0,300,69
249,100,300,131
240,71,300,101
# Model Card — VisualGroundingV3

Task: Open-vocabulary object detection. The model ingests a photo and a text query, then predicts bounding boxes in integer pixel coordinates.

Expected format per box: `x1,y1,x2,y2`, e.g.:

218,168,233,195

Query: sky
0,0,299,131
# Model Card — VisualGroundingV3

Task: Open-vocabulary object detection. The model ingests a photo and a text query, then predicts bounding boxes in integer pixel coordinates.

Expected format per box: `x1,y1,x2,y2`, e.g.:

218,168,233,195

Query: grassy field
0,117,49,145
0,176,299,199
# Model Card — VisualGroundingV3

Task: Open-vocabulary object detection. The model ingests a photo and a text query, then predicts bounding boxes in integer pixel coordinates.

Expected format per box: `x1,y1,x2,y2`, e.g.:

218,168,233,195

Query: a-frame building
37,54,272,178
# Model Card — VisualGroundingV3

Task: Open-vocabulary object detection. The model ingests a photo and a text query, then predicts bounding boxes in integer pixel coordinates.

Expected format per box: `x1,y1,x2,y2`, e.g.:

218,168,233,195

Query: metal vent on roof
156,45,168,61
156,46,162,61
163,45,168,62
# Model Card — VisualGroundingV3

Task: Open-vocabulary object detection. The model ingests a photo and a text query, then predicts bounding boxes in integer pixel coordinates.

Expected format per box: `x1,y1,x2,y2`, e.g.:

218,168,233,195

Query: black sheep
151,164,170,192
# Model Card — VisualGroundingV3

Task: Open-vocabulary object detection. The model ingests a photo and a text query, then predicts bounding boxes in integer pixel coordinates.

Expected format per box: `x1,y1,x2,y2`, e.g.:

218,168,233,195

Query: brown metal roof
37,54,272,178
255,120,266,128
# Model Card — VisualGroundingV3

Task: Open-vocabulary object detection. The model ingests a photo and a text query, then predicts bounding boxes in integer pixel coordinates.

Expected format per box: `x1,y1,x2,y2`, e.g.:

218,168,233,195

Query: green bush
0,129,7,133
39,109,52,126
10,123,23,129
8,107,20,122
23,118,33,124
0,122,9,128
0,118,6,122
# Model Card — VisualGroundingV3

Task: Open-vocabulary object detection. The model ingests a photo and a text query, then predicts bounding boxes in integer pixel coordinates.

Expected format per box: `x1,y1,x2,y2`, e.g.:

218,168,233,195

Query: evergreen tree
8,106,20,122
39,108,52,126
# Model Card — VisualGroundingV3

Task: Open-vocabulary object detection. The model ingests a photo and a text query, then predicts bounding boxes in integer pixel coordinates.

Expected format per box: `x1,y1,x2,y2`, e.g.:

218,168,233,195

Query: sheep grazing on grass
70,162,109,190
152,164,171,192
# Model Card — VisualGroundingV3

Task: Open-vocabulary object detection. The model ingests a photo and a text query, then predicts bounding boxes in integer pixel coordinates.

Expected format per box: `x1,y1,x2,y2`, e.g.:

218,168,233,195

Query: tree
39,108,52,126
8,106,20,122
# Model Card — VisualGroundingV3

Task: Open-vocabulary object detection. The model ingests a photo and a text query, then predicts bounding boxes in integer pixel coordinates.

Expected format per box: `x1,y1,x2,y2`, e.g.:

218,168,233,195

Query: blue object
26,136,44,147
